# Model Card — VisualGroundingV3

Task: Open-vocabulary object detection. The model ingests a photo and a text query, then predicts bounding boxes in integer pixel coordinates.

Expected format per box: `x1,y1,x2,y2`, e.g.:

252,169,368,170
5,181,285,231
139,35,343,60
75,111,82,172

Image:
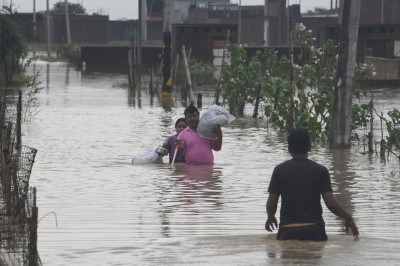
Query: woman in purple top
159,118,187,163
177,104,223,165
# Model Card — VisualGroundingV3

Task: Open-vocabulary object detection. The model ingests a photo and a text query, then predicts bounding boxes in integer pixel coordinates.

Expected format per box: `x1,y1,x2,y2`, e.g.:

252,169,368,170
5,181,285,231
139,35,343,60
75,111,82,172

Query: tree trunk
330,0,361,148
252,84,261,118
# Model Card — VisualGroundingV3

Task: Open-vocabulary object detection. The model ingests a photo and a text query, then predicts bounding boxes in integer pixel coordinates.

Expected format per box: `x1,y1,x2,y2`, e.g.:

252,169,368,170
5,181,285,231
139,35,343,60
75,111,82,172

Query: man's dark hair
184,103,199,116
287,128,310,154
175,117,187,128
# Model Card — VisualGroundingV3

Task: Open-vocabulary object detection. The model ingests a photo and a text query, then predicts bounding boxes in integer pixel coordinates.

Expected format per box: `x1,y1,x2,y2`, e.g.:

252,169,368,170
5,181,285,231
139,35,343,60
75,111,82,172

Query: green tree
385,109,400,152
220,45,252,116
0,8,27,85
220,22,374,143
52,1,86,15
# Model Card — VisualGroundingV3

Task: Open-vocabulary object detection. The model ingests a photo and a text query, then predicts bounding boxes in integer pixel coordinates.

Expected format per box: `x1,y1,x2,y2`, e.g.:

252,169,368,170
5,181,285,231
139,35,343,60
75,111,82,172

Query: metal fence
0,92,40,266
352,100,400,161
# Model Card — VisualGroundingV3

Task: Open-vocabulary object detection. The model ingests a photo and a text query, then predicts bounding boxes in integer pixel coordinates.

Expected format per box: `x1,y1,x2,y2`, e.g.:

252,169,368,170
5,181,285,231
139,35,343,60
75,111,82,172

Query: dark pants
277,224,328,241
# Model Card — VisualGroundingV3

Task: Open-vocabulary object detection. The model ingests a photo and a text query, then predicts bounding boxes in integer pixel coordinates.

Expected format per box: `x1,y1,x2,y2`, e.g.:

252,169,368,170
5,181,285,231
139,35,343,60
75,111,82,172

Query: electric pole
331,0,361,148
161,0,173,106
65,0,71,45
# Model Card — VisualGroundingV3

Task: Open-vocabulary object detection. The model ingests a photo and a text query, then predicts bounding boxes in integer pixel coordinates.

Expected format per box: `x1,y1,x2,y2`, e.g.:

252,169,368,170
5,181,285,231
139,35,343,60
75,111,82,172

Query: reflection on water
21,61,400,265
157,165,224,238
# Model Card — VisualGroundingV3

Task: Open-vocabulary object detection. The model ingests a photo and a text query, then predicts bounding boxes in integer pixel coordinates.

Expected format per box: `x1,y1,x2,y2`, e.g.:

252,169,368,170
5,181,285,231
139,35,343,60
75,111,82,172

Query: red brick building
5,0,400,72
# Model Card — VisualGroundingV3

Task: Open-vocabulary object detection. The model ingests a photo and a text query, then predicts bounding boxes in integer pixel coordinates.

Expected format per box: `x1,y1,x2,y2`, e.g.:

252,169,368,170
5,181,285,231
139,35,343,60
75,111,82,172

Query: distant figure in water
265,128,359,241
158,118,187,164
176,103,223,165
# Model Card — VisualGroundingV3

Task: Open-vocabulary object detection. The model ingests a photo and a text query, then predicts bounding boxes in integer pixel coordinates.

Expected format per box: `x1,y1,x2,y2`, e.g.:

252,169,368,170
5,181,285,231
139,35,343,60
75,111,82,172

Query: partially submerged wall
365,56,400,80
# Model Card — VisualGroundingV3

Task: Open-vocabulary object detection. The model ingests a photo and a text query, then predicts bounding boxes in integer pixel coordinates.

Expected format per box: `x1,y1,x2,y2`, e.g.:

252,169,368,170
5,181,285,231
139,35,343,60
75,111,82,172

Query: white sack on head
197,104,235,140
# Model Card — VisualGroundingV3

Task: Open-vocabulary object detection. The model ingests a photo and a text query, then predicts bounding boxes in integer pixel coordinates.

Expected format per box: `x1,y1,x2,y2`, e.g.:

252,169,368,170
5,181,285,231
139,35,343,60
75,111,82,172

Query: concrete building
4,0,400,79
173,0,230,23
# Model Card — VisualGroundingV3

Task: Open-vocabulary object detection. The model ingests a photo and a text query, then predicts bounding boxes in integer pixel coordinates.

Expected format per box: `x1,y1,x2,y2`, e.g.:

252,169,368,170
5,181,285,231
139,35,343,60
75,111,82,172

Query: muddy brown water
21,61,400,265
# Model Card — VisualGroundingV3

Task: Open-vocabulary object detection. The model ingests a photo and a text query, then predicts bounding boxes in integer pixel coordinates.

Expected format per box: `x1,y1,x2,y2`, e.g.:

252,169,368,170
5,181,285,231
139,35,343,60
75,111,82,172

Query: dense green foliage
1,4,44,120
220,23,399,157
220,23,374,143
0,8,27,85
385,109,400,152
52,1,86,15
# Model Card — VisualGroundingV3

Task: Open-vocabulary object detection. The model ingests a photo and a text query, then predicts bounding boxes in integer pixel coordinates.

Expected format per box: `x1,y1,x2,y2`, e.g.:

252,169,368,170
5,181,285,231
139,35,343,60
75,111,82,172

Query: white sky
9,0,332,21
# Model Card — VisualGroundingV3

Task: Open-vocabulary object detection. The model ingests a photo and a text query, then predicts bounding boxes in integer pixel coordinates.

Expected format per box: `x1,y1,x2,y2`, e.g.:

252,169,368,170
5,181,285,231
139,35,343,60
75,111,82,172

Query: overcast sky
10,0,332,21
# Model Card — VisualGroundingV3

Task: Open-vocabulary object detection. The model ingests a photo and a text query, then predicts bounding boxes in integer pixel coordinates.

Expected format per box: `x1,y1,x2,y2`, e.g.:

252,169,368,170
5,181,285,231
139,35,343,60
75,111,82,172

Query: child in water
157,118,187,163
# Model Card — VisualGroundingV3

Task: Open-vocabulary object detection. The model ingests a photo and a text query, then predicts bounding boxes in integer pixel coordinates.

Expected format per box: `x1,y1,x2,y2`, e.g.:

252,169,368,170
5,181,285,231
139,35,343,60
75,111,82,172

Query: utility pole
287,6,294,132
65,0,71,46
141,0,147,43
65,0,71,45
238,0,241,44
161,0,173,105
331,0,361,148
46,0,51,56
264,0,270,47
138,0,143,83
33,0,36,58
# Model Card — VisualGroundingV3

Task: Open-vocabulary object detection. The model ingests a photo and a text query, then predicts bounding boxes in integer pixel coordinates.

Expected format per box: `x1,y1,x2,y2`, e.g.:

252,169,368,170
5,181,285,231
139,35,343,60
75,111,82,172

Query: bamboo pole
287,20,295,132
161,32,173,96
133,27,138,88
12,93,22,213
17,91,22,150
2,123,12,215
197,93,202,109
182,45,195,104
128,49,135,96
252,84,261,118
150,66,154,98
215,29,230,105
29,187,39,266
368,96,374,153
173,54,180,92
380,113,385,158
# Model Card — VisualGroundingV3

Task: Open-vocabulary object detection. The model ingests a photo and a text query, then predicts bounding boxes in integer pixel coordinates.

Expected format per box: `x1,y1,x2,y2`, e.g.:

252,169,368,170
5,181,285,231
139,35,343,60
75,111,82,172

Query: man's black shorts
277,223,328,241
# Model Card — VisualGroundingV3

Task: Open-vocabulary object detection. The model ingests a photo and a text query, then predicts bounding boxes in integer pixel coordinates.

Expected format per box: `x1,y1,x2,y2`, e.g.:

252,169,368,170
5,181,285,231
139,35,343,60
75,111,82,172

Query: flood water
21,60,400,265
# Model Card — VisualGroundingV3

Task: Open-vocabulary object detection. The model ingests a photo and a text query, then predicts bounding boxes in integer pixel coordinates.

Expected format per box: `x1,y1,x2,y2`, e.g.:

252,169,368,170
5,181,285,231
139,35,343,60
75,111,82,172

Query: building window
368,28,373,34
380,28,386,34
394,40,400,57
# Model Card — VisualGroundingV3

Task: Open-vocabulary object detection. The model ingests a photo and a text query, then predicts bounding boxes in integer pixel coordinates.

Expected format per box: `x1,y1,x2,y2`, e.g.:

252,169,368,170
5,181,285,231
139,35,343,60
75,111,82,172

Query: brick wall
81,46,162,71
365,56,400,80
173,24,237,64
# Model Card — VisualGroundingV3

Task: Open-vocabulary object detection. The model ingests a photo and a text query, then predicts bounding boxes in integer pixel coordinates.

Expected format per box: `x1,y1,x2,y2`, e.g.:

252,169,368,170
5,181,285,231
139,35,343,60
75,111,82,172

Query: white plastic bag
197,105,235,140
131,149,162,164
